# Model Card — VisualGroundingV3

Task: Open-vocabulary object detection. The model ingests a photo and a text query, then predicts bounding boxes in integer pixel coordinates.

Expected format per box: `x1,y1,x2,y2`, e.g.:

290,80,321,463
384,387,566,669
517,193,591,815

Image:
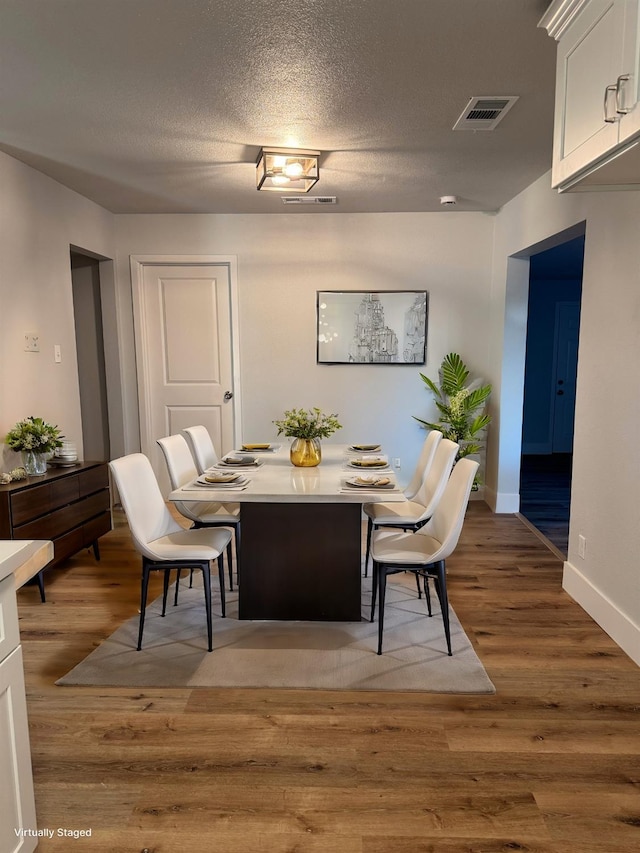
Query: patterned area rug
57,573,495,693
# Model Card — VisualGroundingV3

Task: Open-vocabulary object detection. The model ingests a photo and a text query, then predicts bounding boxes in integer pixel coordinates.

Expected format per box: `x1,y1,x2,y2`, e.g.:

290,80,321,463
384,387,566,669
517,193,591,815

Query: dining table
168,443,407,622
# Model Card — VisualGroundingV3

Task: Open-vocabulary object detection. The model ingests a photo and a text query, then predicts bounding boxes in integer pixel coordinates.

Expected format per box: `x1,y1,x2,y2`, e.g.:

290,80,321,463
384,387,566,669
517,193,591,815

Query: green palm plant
414,352,492,461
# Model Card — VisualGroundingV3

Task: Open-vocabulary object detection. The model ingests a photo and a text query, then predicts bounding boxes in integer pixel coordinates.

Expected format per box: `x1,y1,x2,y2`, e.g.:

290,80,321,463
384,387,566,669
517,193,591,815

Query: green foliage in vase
414,352,492,459
5,416,64,454
274,407,342,440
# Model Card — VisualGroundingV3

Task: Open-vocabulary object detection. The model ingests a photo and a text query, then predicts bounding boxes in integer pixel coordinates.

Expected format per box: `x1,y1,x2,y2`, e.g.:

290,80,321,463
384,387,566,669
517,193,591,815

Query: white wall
114,212,495,485
0,151,116,468
490,172,640,665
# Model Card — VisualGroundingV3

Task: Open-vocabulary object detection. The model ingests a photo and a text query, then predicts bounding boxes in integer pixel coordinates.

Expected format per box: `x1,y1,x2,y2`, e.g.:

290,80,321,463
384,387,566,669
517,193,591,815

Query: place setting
194,471,250,490
344,454,391,471
340,473,400,493
240,442,281,453
214,453,264,469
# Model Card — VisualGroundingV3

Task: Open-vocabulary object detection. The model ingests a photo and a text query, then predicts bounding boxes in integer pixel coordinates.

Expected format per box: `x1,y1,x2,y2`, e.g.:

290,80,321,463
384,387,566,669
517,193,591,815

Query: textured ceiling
0,0,557,214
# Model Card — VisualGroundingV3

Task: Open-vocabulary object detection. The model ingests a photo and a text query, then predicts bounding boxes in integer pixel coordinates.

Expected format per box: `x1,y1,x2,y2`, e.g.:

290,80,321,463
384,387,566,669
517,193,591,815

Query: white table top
0,539,54,586
169,443,408,504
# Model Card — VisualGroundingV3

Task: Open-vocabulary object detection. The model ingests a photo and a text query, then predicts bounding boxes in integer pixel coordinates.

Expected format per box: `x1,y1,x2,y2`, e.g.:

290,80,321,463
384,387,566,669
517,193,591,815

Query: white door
552,301,580,453
131,257,240,494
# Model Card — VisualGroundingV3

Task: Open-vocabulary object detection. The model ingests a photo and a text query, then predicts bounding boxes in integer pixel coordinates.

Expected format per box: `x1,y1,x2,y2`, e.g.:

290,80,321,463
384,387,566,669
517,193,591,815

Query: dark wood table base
238,502,363,621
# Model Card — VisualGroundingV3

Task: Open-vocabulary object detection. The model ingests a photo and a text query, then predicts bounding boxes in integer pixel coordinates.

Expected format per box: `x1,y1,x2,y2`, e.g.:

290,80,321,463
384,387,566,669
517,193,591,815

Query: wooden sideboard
0,461,111,600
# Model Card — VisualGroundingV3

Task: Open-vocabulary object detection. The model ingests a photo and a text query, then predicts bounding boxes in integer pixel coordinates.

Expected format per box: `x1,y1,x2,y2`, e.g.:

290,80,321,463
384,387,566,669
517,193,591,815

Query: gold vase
290,437,321,467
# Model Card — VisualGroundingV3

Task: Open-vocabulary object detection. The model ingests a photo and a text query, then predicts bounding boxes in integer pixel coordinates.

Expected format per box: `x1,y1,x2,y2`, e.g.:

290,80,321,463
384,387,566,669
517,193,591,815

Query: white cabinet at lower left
0,540,53,853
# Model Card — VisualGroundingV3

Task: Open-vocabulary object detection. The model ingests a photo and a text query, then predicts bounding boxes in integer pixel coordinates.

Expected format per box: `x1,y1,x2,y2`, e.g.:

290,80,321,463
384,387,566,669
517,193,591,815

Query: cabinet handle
604,84,618,122
616,73,631,114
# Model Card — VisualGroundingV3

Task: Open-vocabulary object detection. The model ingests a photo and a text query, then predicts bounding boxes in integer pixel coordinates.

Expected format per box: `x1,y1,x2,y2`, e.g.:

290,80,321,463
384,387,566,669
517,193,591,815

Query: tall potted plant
414,353,491,482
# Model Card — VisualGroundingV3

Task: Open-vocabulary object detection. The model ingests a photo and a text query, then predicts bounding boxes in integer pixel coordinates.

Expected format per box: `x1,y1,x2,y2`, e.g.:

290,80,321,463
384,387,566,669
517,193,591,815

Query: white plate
348,459,389,469
345,476,395,489
195,475,248,487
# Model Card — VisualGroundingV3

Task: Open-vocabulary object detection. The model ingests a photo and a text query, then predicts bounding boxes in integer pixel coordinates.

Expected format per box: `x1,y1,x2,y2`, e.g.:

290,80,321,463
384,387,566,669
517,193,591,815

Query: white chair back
404,429,443,499
182,425,219,474
109,454,182,560
418,457,479,561
157,434,199,489
413,438,459,517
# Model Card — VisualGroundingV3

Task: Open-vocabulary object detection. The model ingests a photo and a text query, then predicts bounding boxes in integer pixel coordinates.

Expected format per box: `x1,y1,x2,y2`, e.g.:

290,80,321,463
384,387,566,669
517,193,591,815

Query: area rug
57,573,495,693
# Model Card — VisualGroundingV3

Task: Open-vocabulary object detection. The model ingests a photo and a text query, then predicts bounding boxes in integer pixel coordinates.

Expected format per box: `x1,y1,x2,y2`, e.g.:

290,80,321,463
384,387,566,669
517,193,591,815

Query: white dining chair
109,453,231,652
363,437,459,577
157,433,240,590
181,424,220,473
370,456,479,656
403,429,443,500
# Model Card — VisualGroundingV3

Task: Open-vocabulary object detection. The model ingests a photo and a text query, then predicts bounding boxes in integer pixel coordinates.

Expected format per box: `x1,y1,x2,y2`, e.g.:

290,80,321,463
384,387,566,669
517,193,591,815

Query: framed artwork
316,290,428,364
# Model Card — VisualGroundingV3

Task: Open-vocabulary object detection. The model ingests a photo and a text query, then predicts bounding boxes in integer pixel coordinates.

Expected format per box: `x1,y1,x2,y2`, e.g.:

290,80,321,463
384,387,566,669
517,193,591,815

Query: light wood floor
16,504,640,852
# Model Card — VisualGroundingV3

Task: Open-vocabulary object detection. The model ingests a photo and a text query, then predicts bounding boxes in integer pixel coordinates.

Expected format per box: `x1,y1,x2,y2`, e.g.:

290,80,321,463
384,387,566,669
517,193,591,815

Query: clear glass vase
22,450,48,476
289,437,322,467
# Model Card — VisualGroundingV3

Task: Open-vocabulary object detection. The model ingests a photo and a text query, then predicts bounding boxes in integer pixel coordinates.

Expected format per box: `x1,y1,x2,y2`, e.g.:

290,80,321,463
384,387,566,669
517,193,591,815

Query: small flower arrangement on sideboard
4,416,64,476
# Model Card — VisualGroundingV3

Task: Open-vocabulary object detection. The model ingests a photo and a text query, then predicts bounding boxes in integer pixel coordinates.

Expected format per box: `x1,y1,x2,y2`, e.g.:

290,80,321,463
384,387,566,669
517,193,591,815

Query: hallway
519,453,571,556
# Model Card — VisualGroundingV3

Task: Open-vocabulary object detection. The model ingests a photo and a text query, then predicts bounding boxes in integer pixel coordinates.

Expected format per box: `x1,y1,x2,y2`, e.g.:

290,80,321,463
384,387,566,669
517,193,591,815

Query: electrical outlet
54,344,62,363
24,333,39,352
578,534,586,559
393,457,401,469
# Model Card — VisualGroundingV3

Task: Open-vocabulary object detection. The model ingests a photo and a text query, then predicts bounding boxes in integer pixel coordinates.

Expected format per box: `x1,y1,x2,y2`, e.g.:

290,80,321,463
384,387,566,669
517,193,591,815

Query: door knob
224,391,233,401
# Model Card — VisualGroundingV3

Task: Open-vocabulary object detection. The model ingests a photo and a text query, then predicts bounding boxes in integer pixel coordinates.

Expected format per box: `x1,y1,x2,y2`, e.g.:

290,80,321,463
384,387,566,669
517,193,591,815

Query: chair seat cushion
145,526,232,561
364,499,424,526
371,528,442,564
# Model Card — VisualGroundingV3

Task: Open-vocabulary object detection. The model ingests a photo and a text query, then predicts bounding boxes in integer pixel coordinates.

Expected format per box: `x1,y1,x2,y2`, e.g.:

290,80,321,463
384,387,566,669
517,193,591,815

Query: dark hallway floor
519,453,571,556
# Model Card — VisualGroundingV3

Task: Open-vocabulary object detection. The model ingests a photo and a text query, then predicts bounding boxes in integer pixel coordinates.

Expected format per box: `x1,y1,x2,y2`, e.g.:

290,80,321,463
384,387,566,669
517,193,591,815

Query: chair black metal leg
432,560,451,655
234,522,241,582
35,571,46,603
161,567,171,615
376,566,388,655
201,562,213,652
226,540,233,590
174,568,182,606
370,559,379,622
364,518,373,577
414,571,422,599
138,562,152,650
217,553,226,617
92,540,101,561
424,574,432,616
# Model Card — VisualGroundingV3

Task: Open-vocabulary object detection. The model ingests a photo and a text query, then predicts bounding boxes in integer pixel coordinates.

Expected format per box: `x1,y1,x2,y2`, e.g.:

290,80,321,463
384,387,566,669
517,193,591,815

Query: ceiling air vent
453,96,519,131
281,196,337,205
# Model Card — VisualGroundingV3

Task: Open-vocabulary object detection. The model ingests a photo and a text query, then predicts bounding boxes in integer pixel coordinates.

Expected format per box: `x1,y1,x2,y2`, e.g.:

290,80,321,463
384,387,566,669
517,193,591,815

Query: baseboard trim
563,560,640,667
516,513,565,561
485,486,519,514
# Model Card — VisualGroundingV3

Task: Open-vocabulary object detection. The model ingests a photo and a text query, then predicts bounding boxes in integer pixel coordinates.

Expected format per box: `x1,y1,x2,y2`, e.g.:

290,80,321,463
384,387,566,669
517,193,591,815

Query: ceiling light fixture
256,147,320,192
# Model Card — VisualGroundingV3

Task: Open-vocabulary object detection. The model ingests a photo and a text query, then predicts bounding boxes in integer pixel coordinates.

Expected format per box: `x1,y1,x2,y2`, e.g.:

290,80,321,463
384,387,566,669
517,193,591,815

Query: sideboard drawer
14,490,110,541
83,511,111,544
79,466,108,498
11,476,80,526
53,527,85,563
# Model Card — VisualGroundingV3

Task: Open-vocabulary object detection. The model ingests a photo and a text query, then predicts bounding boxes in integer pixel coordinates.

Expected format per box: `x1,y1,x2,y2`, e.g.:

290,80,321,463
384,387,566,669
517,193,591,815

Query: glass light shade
256,147,320,192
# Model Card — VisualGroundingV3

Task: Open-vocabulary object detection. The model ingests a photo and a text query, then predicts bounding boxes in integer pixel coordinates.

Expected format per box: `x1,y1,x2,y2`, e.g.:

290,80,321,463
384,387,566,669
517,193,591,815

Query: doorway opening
519,234,585,556
70,249,111,461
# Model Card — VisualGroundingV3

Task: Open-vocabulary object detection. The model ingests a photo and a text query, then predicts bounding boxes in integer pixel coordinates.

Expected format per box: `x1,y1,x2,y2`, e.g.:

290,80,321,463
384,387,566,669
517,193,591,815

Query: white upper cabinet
541,0,640,190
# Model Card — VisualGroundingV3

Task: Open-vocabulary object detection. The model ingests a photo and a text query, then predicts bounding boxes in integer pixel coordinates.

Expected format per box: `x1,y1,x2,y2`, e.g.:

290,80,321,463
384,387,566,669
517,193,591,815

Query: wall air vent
453,96,519,131
281,196,337,205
